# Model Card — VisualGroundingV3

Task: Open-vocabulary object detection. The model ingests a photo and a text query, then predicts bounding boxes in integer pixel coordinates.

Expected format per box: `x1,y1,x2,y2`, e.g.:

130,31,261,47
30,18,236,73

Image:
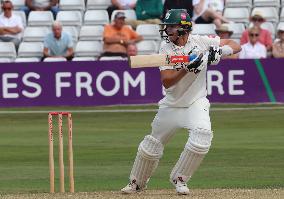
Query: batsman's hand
208,45,222,65
183,53,207,74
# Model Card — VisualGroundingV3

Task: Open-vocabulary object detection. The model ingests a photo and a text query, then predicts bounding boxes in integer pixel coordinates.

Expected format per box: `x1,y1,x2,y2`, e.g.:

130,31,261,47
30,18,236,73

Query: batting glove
208,45,222,65
183,53,206,74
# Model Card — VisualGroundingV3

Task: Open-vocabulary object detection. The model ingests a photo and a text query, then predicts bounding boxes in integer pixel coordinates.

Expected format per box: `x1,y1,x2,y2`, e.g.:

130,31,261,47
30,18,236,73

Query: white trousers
151,97,211,145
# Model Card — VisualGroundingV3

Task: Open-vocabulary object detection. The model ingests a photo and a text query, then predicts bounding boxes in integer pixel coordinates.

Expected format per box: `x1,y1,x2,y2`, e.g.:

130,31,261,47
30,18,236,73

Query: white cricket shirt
158,34,220,108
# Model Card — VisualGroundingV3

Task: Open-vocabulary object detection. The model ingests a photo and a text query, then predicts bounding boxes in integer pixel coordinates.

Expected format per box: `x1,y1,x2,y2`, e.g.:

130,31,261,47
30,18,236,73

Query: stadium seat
79,25,104,41
11,0,25,10
0,58,14,63
226,23,245,39
87,0,112,10
276,22,284,33
99,56,127,61
72,57,96,61
136,24,161,41
62,26,79,43
0,42,17,60
192,24,216,35
136,40,158,55
14,57,41,62
18,42,44,58
111,10,137,21
251,7,279,24
223,8,250,24
253,0,280,8
84,10,109,25
280,8,284,21
23,27,51,42
225,0,252,8
75,41,103,57
13,10,26,27
56,11,82,27
59,0,85,12
43,57,67,62
261,22,276,39
28,11,54,26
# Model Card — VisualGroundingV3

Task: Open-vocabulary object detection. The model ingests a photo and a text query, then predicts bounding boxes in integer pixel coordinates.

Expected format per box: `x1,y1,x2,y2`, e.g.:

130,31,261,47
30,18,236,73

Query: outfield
0,104,283,196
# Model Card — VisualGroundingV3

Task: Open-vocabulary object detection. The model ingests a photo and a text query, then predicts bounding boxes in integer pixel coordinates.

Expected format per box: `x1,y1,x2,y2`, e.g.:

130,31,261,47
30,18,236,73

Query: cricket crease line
0,106,284,114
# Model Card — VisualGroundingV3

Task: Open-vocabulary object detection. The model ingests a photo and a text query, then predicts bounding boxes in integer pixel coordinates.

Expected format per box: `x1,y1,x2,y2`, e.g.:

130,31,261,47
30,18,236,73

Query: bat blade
129,54,190,68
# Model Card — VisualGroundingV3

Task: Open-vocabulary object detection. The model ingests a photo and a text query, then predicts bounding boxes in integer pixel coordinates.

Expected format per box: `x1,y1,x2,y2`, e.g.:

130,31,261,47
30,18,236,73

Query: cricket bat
129,54,197,68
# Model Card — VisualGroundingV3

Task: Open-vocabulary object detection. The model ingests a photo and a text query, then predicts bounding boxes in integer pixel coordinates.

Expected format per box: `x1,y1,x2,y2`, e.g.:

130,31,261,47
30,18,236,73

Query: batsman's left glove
183,52,208,74
208,45,222,65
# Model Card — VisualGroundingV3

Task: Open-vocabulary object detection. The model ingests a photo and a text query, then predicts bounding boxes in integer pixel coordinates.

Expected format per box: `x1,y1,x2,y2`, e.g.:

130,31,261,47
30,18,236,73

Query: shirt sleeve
16,16,24,30
199,35,221,50
43,34,49,48
238,44,245,59
159,44,174,71
66,33,73,48
129,28,139,39
265,30,272,47
240,30,248,45
261,44,267,58
103,25,112,39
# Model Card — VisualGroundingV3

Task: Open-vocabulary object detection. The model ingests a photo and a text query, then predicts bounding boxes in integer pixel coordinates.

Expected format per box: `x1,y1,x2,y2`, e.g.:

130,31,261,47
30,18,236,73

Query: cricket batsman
121,9,241,195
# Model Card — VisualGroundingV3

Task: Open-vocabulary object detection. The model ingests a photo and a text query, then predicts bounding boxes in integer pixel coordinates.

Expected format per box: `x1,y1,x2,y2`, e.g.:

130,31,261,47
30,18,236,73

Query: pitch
0,104,283,196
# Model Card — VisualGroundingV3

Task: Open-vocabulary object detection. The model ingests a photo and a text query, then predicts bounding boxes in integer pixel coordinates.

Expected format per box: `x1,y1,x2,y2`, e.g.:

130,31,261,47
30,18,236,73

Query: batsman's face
166,25,180,41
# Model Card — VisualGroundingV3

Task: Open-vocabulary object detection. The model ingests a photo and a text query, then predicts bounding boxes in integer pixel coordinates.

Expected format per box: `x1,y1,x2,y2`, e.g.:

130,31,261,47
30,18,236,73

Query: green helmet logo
162,9,192,27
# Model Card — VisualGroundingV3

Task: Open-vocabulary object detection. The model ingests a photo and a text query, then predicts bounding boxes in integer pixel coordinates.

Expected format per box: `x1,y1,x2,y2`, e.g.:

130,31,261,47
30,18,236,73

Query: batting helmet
159,9,192,40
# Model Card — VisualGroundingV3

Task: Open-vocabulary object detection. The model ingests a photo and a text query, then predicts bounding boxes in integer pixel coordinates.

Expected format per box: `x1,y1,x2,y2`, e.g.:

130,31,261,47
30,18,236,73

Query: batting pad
130,135,164,189
170,128,213,183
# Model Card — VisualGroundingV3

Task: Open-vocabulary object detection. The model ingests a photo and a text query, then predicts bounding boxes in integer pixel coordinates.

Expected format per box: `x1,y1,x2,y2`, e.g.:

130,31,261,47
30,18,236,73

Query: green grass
0,104,283,194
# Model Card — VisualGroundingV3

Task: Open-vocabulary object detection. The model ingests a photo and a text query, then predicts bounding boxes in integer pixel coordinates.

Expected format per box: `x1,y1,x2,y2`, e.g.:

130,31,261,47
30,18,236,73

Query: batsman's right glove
183,53,207,74
208,45,222,65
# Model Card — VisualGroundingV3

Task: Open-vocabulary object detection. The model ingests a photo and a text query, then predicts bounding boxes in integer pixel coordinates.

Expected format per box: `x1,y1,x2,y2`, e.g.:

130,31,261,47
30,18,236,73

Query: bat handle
188,54,198,62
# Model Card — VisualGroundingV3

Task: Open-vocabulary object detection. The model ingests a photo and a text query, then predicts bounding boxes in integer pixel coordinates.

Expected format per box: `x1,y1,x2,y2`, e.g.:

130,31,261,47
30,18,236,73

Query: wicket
48,112,74,193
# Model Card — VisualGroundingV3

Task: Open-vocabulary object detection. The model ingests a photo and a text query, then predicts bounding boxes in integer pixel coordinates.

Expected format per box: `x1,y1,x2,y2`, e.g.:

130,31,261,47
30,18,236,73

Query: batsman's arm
160,69,187,89
220,39,242,56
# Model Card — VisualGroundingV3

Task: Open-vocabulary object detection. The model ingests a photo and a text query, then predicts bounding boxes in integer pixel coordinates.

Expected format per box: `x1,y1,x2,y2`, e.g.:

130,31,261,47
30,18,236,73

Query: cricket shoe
172,177,190,195
121,180,142,194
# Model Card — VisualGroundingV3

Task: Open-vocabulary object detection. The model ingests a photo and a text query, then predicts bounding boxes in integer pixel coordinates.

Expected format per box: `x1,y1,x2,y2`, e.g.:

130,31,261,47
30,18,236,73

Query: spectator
0,0,24,49
126,0,163,29
43,21,74,60
239,26,267,59
272,24,284,58
100,12,143,58
208,0,225,15
240,11,272,51
107,0,137,19
215,23,233,39
215,23,238,59
163,0,194,18
193,0,230,28
21,0,59,18
127,43,138,56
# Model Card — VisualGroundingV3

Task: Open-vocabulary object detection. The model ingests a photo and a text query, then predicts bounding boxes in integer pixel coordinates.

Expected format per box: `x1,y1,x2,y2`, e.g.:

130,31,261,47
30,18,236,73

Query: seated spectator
43,21,74,60
208,0,225,14
163,0,194,18
21,0,59,18
107,0,137,20
193,0,230,28
239,26,267,59
0,0,24,49
126,0,163,29
240,11,272,51
127,43,138,56
100,12,143,58
215,23,238,59
272,24,284,58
